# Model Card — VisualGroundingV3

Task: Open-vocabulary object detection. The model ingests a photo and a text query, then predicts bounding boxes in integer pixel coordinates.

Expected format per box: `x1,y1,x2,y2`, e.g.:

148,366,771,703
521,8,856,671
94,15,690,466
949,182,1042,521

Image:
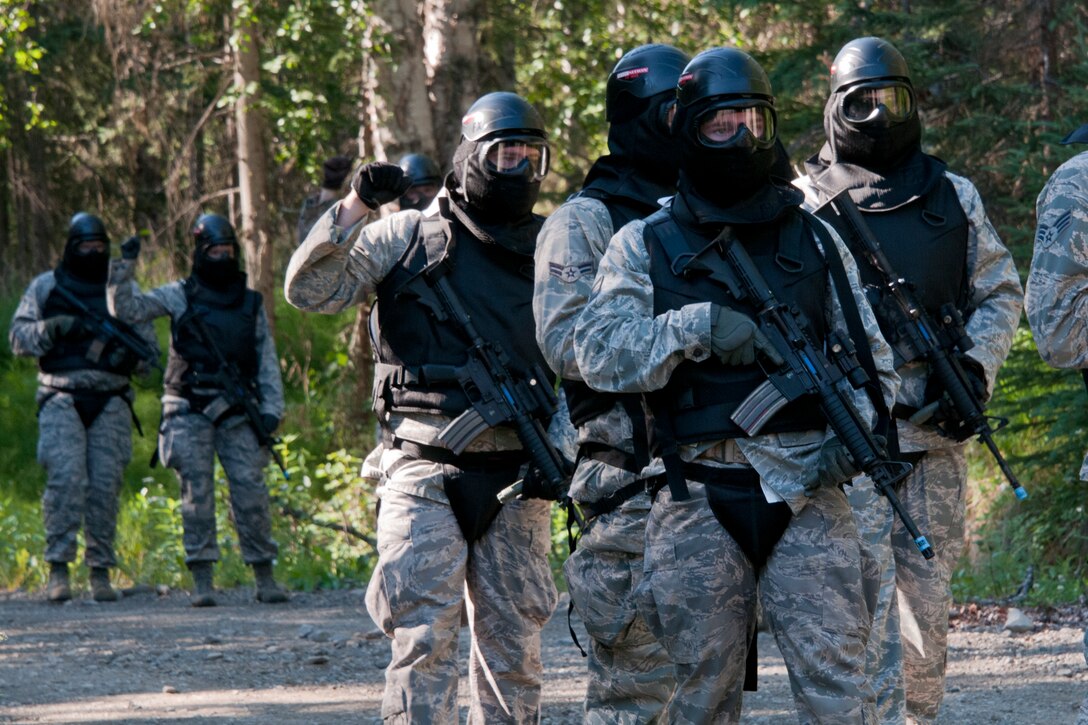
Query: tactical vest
40,267,138,376
372,204,547,420
163,277,261,398
645,206,829,445
844,177,970,339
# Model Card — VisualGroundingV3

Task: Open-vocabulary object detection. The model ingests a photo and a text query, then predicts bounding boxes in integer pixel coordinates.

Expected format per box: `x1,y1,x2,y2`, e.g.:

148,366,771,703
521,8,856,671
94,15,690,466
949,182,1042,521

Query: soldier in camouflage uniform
533,43,689,723
107,214,287,607
574,47,900,723
285,92,558,724
1023,121,1088,725
795,37,1023,724
9,212,159,603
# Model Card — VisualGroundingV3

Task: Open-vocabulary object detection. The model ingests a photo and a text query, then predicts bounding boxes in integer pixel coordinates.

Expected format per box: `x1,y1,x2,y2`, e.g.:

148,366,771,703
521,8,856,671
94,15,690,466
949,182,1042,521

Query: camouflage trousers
847,476,905,724
37,391,132,568
159,411,279,564
891,446,967,725
638,479,874,724
564,494,675,724
365,451,557,724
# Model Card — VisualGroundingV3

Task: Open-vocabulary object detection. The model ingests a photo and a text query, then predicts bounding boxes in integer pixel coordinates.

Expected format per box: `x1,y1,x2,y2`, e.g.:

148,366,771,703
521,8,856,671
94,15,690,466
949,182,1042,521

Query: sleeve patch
1035,210,1072,250
549,261,595,284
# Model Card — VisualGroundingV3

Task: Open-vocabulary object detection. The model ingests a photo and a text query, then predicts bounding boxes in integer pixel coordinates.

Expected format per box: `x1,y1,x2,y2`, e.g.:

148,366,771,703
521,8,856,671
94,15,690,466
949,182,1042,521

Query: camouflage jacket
1025,149,1088,478
9,270,159,393
572,207,900,514
534,195,659,503
795,171,1023,453
284,198,571,466
106,259,284,420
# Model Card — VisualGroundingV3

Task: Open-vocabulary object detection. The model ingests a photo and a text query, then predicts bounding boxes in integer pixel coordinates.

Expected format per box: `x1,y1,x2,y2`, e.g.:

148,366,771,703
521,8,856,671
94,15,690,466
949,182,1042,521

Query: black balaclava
63,212,111,283
191,214,243,290
678,110,778,205
825,89,922,171
608,89,682,186
451,136,541,225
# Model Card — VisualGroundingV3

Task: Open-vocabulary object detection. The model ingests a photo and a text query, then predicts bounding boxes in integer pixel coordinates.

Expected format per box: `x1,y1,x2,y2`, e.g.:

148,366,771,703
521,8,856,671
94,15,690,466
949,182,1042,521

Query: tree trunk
232,11,275,328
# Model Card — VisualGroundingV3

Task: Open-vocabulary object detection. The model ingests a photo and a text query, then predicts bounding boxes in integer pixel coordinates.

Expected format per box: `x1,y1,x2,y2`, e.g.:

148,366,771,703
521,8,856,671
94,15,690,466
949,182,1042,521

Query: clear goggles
695,102,777,149
479,136,550,181
841,82,915,124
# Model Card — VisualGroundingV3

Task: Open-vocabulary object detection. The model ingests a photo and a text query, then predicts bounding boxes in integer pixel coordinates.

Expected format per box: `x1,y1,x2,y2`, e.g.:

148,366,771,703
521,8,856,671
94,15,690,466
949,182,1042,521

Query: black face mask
826,91,922,171
679,127,776,205
452,139,541,224
63,246,109,283
607,93,681,186
192,248,242,290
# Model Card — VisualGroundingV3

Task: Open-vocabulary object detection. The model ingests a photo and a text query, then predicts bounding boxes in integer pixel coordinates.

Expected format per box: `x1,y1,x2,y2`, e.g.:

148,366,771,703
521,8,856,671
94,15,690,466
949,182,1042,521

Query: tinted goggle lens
482,138,550,180
842,84,915,123
696,105,776,148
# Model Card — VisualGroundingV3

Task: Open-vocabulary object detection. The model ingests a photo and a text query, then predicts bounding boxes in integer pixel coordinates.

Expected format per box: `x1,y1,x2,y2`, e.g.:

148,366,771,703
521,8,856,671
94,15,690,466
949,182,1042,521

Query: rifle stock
54,283,162,371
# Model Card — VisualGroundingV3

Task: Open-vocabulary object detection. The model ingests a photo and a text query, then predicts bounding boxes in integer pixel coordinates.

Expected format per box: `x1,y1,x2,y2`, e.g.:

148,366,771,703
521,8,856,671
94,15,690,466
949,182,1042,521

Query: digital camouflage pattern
287,199,559,722
535,195,675,721
573,212,898,721
639,479,874,723
365,449,556,723
107,258,284,565
10,271,157,569
795,170,1023,724
1026,149,1088,479
1024,148,1088,723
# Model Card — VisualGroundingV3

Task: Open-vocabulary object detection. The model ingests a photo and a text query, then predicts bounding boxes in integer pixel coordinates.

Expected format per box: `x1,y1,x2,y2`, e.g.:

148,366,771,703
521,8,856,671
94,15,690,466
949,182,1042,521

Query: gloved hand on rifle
807,434,886,497
260,414,281,436
911,355,988,441
350,161,413,209
43,315,82,343
512,462,571,502
710,304,784,367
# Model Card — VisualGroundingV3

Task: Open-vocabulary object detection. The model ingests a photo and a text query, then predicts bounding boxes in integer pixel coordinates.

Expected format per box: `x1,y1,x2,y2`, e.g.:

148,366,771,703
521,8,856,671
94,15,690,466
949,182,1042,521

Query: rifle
817,192,1028,502
681,229,935,560
419,267,572,506
53,283,163,371
184,310,290,480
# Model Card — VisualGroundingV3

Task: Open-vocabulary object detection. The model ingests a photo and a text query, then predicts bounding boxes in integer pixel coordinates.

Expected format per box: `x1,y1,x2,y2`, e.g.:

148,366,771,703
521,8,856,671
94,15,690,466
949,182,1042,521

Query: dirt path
0,587,1084,723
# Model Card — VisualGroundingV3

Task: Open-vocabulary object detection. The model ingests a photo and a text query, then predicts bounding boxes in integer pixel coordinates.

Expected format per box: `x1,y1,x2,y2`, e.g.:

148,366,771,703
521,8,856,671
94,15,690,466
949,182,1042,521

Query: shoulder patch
549,261,595,284
1035,209,1072,250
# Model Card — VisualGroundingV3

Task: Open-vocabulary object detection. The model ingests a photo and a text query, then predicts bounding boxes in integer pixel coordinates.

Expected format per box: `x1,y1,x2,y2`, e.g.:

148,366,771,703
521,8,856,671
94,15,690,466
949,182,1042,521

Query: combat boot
252,562,288,604
47,562,71,603
189,561,217,607
90,567,119,602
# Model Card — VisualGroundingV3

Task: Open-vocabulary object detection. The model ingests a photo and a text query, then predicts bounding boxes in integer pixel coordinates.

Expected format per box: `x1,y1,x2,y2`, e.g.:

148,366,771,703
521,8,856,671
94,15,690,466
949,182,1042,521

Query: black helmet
67,212,110,245
460,92,546,142
191,213,238,249
676,47,773,111
398,153,442,187
830,36,911,93
606,44,690,123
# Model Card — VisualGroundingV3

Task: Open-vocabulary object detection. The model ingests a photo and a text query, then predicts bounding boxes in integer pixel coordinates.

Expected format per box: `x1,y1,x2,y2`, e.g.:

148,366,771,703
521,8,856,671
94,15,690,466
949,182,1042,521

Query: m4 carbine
816,192,1027,502
680,228,935,560
53,283,162,372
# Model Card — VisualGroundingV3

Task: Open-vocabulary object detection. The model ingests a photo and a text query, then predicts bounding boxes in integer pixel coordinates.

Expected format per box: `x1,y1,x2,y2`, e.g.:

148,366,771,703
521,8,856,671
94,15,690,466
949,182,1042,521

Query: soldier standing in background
795,37,1023,724
395,153,443,212
533,43,689,722
285,92,559,723
1024,120,1088,725
573,47,899,722
298,155,355,244
9,212,159,603
107,214,288,608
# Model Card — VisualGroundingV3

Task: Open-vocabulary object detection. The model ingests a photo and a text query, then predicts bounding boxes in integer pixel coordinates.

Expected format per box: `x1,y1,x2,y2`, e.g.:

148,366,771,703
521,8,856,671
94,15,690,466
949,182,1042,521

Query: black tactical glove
43,315,81,342
260,414,281,436
913,356,988,440
807,434,886,496
121,235,141,260
321,156,353,191
350,161,412,208
710,304,783,367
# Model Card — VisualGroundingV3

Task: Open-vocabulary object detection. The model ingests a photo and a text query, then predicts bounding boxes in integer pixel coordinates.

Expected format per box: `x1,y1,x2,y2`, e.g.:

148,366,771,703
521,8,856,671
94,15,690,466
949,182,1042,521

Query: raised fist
350,162,413,208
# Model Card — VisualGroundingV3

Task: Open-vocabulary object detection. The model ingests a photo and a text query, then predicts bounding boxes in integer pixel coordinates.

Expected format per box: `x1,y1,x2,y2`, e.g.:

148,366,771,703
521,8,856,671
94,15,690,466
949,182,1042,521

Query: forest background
1,0,1086,603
